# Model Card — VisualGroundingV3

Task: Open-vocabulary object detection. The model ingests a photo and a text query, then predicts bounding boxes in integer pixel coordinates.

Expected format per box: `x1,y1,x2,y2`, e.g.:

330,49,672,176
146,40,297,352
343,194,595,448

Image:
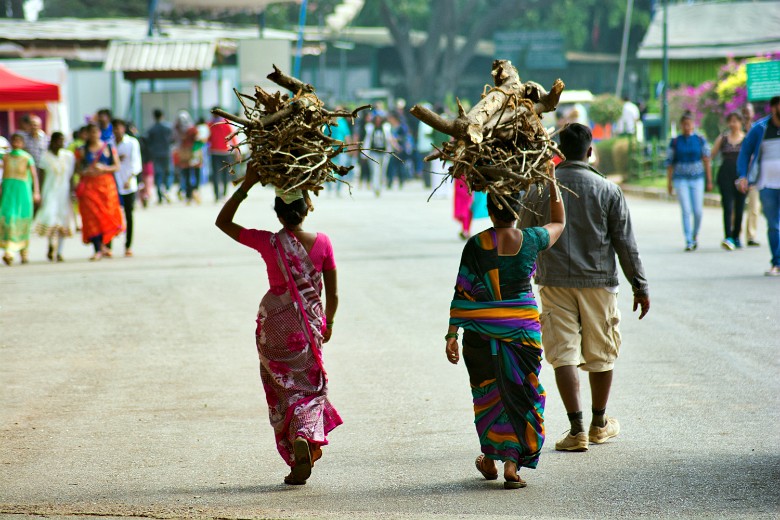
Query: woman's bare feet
89,252,103,261
503,461,527,489
475,454,498,480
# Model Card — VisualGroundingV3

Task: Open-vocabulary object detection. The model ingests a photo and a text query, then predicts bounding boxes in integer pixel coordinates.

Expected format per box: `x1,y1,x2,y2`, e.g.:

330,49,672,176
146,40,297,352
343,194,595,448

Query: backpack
371,125,386,150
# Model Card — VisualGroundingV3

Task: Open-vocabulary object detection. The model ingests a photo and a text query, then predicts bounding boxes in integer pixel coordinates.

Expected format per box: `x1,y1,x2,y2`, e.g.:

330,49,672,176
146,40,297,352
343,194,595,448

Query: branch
267,64,314,94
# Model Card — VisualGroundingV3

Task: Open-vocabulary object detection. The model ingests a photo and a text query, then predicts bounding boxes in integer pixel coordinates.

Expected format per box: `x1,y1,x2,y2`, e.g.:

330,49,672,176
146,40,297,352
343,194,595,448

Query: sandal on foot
2,254,12,266
290,437,312,484
503,476,527,489
475,455,498,481
89,252,103,262
283,471,306,486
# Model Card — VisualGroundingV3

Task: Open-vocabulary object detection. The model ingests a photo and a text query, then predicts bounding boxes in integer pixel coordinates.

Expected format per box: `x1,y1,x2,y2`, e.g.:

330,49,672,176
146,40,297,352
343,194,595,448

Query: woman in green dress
1,133,40,266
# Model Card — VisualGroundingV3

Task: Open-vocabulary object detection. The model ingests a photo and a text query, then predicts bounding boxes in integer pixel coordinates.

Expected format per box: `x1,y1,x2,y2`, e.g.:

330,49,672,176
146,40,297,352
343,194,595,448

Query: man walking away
146,109,174,204
113,119,142,257
520,123,650,452
737,96,780,276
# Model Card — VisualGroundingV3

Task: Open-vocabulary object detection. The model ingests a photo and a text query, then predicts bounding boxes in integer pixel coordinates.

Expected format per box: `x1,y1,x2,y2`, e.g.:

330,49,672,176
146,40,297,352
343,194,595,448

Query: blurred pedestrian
324,111,352,195
34,132,75,262
737,95,780,276
208,109,238,201
741,103,762,247
711,112,746,250
1,133,40,265
614,96,640,136
96,108,114,144
146,109,174,204
446,188,565,489
113,119,142,257
19,114,49,169
363,112,394,197
68,126,87,153
174,110,202,204
215,163,342,486
129,121,154,208
666,112,713,251
75,123,123,261
386,112,412,189
520,123,650,453
453,178,473,240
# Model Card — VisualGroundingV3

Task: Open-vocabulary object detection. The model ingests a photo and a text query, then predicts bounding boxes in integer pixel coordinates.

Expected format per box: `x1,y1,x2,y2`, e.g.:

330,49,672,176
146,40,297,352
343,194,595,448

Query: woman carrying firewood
215,163,341,486
445,179,565,489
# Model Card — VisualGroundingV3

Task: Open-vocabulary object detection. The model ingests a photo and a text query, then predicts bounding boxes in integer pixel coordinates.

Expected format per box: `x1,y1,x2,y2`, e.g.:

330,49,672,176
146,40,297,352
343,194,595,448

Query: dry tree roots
410,59,566,217
212,65,371,194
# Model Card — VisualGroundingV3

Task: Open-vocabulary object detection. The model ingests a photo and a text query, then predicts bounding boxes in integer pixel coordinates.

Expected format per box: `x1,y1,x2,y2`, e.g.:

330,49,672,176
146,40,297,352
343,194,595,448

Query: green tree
40,0,148,18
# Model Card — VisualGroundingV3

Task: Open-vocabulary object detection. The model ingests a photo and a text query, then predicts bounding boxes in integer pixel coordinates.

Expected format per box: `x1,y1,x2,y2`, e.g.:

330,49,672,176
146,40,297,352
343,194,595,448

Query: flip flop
475,455,498,481
503,476,527,489
284,472,306,486
290,437,312,484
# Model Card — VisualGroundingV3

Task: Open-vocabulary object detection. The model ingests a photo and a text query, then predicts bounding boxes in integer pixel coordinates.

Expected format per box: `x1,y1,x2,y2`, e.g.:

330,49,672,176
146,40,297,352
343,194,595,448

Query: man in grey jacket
520,123,650,452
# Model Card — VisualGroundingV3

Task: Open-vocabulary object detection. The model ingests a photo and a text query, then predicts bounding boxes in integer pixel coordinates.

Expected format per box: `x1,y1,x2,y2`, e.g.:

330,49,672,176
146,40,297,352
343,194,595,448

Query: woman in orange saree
75,123,123,260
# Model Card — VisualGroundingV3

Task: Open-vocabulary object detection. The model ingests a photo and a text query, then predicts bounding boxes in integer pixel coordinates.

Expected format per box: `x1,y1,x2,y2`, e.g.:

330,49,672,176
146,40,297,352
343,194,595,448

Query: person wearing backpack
666,112,713,251
363,112,394,197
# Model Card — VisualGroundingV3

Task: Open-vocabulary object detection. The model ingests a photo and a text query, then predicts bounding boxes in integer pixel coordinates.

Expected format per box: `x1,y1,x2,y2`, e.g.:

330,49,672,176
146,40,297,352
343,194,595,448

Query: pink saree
256,230,342,466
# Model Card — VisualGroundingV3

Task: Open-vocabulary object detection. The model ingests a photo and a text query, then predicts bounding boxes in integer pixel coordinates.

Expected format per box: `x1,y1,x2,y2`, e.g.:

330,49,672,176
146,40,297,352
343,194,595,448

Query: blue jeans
210,153,230,200
673,176,705,246
153,157,172,202
760,188,780,267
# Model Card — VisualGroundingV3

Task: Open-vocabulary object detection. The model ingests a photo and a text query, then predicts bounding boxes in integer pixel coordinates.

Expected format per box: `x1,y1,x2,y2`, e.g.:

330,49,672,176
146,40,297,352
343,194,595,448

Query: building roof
638,1,780,60
104,40,216,72
0,18,294,44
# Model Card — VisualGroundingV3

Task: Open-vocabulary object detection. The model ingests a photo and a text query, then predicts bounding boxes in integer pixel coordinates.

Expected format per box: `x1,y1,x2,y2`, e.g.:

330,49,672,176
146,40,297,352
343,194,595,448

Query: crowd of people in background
2,95,778,276
664,97,780,276
0,106,243,265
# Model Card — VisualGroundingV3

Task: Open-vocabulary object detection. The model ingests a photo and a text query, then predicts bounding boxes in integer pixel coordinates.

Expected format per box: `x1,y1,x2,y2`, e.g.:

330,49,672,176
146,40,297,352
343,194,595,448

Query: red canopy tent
0,65,60,109
0,65,61,135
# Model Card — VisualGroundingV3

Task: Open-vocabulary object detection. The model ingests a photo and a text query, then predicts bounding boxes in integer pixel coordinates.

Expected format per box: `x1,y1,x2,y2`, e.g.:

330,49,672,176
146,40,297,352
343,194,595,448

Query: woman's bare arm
543,171,565,248
322,269,338,343
215,163,260,242
710,134,722,160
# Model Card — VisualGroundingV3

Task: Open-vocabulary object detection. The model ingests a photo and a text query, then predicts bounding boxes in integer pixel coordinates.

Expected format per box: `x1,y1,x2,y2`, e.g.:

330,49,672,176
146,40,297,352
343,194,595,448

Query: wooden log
409,104,468,139
267,64,315,95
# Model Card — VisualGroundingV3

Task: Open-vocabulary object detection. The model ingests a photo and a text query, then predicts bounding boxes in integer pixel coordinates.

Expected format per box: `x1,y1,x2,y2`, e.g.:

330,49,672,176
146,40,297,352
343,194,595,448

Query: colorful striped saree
450,228,548,469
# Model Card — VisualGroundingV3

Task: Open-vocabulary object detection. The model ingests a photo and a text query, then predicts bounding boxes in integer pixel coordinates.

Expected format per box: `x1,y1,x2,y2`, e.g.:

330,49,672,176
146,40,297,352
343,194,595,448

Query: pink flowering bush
667,53,778,139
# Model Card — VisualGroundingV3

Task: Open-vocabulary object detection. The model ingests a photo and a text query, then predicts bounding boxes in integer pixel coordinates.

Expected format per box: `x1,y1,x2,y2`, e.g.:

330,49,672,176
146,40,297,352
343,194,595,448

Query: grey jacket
519,160,649,296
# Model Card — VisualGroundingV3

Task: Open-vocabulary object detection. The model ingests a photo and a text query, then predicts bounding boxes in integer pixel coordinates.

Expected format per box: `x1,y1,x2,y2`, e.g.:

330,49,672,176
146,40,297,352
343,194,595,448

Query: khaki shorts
539,286,622,372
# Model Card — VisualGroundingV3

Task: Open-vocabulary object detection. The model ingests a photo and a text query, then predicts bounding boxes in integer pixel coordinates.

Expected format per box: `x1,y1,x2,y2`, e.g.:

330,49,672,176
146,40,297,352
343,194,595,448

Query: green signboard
746,61,780,101
494,31,567,71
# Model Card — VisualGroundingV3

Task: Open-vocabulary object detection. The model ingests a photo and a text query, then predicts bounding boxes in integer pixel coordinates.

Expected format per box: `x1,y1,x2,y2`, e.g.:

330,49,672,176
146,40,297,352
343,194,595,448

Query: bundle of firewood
410,59,565,216
212,65,370,193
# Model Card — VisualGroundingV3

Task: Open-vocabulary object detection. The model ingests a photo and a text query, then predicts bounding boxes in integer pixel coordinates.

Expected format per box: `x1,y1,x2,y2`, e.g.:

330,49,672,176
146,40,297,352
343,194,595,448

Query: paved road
1,184,778,520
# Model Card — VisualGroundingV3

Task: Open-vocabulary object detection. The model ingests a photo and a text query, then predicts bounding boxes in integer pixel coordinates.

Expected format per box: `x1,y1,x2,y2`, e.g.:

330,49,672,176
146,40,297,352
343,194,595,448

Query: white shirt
615,101,640,135
114,134,142,195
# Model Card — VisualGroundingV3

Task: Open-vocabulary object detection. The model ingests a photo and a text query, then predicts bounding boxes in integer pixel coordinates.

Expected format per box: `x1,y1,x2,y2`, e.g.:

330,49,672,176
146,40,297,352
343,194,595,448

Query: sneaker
684,244,694,252
589,416,620,444
721,238,735,251
747,240,760,247
733,239,743,249
765,266,780,277
555,431,589,452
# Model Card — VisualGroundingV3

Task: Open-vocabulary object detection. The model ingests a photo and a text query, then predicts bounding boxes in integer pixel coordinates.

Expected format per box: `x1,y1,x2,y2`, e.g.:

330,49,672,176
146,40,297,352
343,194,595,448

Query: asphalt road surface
1,183,778,520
